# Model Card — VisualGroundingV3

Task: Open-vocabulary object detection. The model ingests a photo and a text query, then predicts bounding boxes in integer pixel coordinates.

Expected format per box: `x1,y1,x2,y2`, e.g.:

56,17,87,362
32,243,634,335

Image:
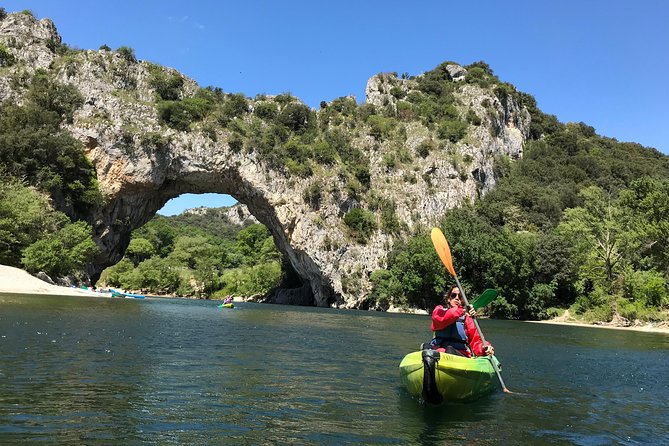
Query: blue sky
5,1,668,215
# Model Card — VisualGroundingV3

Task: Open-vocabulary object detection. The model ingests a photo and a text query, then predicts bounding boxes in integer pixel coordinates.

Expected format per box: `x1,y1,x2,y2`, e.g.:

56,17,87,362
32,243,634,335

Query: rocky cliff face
0,12,531,308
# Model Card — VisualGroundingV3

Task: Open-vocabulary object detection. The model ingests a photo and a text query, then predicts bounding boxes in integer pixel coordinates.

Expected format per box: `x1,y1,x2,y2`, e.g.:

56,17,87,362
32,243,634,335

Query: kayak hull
218,303,234,308
110,289,145,299
399,350,498,403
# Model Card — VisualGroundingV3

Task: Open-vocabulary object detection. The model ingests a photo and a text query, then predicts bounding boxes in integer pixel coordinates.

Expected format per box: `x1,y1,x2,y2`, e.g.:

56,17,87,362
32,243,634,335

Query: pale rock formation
0,12,530,308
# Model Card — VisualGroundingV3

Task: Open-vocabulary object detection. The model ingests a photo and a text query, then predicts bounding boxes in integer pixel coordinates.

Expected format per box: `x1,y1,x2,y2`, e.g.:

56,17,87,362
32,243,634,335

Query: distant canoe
217,303,234,309
110,289,145,299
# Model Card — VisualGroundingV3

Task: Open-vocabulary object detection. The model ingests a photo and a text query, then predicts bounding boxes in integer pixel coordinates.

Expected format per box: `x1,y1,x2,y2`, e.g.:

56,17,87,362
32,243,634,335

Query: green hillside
369,71,669,322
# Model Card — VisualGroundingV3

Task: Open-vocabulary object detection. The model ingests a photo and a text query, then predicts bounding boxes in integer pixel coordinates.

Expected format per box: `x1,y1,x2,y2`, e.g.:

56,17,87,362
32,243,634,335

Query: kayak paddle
430,227,512,394
472,288,498,310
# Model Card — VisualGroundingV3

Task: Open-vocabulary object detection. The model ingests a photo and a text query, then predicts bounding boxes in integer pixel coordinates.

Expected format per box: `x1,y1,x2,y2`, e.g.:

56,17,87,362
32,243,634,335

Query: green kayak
399,349,500,403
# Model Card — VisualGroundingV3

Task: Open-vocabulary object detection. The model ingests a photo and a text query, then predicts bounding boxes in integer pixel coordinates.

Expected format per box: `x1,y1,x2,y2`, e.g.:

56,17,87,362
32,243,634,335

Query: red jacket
430,304,490,357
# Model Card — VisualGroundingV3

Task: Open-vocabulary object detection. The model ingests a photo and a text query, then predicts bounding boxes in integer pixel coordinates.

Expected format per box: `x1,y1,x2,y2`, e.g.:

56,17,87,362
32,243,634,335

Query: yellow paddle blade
430,227,456,277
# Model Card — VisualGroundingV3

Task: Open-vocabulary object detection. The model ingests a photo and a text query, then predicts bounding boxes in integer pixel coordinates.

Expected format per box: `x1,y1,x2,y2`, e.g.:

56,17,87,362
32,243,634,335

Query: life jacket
432,315,471,353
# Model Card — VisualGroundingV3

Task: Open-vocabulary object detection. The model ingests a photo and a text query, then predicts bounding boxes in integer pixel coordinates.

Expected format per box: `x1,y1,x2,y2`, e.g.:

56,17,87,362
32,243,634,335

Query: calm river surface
1,294,667,445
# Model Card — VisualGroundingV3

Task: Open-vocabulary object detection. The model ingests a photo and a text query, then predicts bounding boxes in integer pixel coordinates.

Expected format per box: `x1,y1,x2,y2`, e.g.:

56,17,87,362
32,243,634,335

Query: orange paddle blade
431,227,456,277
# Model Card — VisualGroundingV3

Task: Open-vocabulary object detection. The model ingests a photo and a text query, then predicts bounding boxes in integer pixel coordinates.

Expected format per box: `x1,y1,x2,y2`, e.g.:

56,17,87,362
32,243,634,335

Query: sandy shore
526,314,669,334
527,319,669,334
0,264,104,298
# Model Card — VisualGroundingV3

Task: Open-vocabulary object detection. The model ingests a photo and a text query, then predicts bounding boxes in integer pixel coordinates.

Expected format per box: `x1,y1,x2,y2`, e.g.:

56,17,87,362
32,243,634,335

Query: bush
0,174,66,266
343,208,377,243
218,261,282,296
27,69,83,122
302,183,322,210
22,220,99,279
220,93,249,123
148,69,184,101
369,269,405,310
466,109,482,126
389,86,406,99
0,43,15,67
366,115,394,140
330,97,357,116
277,103,313,132
157,97,213,131
116,46,137,63
311,140,336,165
438,119,468,143
254,101,278,120
0,75,101,217
623,269,668,307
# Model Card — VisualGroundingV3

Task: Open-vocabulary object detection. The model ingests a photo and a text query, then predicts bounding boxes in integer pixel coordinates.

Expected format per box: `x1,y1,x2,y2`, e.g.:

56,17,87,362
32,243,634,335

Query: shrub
396,101,414,120
389,86,406,99
116,46,137,63
0,78,100,217
148,69,184,101
343,208,377,243
466,109,482,125
277,103,313,132
366,115,394,141
274,93,294,105
27,69,83,122
311,140,336,165
623,269,668,307
22,221,99,279
438,119,468,143
0,174,66,266
354,164,371,189
220,93,249,123
0,43,15,67
227,133,244,152
302,183,322,210
416,139,435,158
330,97,357,116
157,97,213,131
254,101,278,120
369,269,405,310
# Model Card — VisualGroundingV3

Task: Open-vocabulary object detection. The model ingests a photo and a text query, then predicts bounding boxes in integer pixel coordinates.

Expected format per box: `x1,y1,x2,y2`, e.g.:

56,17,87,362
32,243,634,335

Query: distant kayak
217,303,234,309
399,349,499,403
110,289,145,299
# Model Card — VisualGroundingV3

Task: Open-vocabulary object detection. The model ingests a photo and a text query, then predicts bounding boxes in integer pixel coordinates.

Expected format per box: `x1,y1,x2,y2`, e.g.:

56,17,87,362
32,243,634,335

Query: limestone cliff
0,12,530,308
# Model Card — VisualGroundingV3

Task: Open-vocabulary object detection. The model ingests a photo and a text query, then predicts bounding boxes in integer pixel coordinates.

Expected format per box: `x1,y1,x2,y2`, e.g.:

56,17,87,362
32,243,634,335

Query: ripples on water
0,294,667,445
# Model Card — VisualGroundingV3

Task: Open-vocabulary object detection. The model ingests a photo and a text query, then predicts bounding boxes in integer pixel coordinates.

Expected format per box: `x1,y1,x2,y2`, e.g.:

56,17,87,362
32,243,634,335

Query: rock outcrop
0,12,531,308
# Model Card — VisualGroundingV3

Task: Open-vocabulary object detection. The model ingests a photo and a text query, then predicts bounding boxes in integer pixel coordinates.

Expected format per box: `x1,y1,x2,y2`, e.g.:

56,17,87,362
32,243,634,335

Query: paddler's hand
465,304,476,317
483,344,494,356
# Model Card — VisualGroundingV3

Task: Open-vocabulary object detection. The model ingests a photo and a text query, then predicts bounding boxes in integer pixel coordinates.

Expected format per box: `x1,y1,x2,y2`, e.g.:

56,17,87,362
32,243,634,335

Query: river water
0,294,667,445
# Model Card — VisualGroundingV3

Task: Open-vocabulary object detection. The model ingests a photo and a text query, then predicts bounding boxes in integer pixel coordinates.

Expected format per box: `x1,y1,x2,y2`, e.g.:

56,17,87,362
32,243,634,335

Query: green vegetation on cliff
368,69,669,322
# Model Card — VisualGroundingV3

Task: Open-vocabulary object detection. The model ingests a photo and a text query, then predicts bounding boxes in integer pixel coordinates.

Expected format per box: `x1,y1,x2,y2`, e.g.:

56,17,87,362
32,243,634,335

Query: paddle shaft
452,275,510,393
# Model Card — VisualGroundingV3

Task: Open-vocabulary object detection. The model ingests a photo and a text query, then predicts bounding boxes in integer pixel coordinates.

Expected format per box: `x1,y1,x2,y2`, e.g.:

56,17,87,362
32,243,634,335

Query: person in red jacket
429,286,494,357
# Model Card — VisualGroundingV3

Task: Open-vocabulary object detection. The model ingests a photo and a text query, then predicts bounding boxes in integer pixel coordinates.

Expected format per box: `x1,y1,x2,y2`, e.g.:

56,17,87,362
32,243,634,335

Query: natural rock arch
1,13,531,308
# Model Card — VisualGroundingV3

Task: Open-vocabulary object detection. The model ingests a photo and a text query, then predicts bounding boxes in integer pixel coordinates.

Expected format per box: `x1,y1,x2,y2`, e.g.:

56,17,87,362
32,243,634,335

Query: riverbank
2,264,668,333
527,309,669,334
0,264,103,298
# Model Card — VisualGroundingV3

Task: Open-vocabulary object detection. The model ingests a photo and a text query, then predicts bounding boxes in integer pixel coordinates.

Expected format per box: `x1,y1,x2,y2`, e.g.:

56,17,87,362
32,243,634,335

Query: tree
125,237,156,266
0,175,64,265
22,221,99,279
557,186,632,292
